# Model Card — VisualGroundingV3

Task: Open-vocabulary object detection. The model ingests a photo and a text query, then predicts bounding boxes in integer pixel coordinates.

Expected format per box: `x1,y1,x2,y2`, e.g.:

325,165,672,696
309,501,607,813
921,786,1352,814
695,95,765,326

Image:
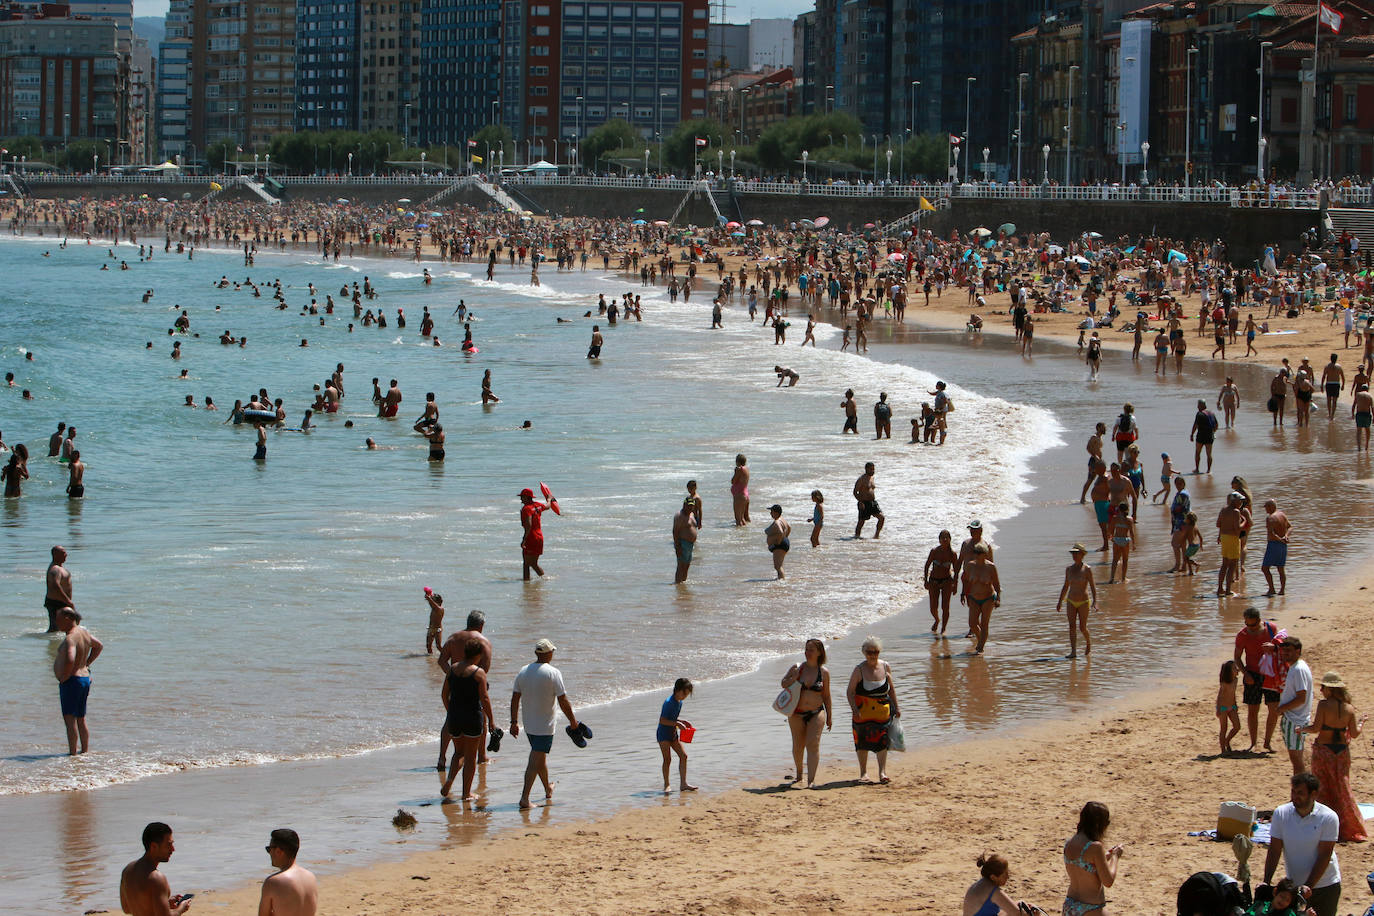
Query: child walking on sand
1217,661,1242,754
657,678,697,794
1151,453,1175,503
424,587,444,654
810,490,824,547
1171,512,1202,574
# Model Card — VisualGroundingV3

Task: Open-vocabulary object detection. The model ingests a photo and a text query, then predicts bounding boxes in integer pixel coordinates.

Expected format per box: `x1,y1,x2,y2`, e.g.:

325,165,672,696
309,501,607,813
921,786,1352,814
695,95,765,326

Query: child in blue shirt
657,678,697,794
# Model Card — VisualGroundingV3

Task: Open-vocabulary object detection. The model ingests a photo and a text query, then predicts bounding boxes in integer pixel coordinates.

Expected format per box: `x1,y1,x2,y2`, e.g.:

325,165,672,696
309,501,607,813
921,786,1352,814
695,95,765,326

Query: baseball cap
519,488,535,498
534,638,557,653
968,519,982,530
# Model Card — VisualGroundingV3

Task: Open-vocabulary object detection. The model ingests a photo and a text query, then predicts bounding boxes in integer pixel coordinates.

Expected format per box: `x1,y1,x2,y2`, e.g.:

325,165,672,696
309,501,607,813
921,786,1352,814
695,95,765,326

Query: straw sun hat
1320,672,1347,690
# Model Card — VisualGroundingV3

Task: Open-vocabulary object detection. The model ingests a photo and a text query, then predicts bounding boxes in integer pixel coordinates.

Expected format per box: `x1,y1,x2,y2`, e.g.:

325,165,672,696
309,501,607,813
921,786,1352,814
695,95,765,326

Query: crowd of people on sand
8,192,1374,915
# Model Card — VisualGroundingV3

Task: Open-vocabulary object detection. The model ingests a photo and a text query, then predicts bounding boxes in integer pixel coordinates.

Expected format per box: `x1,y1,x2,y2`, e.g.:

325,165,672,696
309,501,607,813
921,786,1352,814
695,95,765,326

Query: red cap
519,488,535,498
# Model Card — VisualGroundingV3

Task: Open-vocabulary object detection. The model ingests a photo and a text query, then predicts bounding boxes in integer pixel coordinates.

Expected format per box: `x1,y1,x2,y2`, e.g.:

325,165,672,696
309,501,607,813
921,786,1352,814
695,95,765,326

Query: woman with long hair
1303,672,1368,841
1063,801,1124,916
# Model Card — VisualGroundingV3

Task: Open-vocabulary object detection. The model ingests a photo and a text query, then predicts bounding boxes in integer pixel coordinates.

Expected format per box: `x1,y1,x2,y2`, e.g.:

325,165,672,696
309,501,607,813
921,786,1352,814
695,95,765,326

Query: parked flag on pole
471,154,484,164
695,137,708,147
467,140,478,148
1319,1,1342,32
949,135,962,145
919,196,936,211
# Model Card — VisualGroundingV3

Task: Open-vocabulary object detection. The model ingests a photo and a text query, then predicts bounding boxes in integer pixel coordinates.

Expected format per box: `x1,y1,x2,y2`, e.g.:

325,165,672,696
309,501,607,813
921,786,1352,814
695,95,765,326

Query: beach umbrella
1071,254,1091,267
888,252,906,262
731,231,746,238
336,198,350,204
1084,231,1103,239
398,198,412,203
747,219,764,226
725,220,741,228
157,197,168,203
416,223,429,228
799,218,815,228
998,222,1016,236
971,227,993,237
653,220,670,227
632,218,647,225
983,239,996,249
863,222,876,229
1168,249,1188,262
1046,244,1064,255
814,216,831,228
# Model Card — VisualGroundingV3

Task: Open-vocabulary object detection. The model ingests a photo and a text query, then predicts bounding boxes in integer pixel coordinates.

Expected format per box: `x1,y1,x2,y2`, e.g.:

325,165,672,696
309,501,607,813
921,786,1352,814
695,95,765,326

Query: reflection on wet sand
60,790,100,906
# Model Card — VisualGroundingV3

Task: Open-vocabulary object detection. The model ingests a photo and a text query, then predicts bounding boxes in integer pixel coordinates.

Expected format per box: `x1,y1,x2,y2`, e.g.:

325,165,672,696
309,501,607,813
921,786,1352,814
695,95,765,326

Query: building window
1345,89,1357,124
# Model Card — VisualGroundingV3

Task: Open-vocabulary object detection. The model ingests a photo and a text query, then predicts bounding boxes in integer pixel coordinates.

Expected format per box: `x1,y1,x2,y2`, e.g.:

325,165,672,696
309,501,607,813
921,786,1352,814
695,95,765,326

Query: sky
132,0,812,22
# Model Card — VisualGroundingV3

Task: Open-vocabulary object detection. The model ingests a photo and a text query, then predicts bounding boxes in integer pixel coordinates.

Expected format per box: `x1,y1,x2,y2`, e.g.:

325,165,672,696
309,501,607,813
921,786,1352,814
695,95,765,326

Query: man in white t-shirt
510,638,582,810
1263,771,1340,916
1276,637,1312,774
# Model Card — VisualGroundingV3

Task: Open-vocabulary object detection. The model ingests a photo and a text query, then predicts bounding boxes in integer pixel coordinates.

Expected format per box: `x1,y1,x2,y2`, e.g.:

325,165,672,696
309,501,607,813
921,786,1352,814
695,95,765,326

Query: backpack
1177,870,1248,916
875,401,891,420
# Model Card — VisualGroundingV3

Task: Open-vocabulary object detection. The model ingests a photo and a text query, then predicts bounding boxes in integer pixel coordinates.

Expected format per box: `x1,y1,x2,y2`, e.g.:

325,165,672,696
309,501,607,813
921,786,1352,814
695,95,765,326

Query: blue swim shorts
527,733,553,754
59,675,91,718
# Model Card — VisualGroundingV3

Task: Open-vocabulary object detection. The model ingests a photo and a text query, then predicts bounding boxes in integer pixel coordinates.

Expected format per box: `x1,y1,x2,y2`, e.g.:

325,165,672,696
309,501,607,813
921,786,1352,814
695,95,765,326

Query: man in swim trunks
1216,491,1248,597
1321,354,1345,421
382,379,402,418
1087,459,1111,550
1269,369,1290,427
587,325,603,359
520,487,551,580
45,545,73,632
1189,399,1217,474
1057,544,1098,658
841,389,859,434
437,609,494,769
853,462,884,539
510,638,584,810
1261,499,1291,597
1079,423,1106,503
1352,383,1373,452
66,450,84,498
1233,607,1281,752
672,497,699,584
54,606,102,754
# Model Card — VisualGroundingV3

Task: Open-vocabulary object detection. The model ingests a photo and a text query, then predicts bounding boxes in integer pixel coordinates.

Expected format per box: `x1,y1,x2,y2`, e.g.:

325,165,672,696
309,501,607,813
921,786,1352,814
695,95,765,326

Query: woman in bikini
1057,544,1097,659
1107,502,1135,584
922,530,959,636
730,453,750,526
1302,672,1369,841
781,638,831,789
960,542,1000,656
962,853,1046,916
1063,801,1123,916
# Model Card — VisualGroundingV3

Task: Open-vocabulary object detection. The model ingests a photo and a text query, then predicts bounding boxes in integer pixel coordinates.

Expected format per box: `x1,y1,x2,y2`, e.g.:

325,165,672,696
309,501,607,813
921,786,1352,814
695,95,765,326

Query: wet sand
176,303,1374,914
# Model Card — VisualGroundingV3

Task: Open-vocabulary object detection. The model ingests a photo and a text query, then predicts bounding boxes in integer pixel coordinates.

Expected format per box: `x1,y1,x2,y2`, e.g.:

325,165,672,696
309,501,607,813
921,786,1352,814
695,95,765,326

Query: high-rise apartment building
156,0,191,160
189,0,295,153
359,0,418,137
0,4,127,149
420,0,501,147
296,0,359,131
503,0,711,163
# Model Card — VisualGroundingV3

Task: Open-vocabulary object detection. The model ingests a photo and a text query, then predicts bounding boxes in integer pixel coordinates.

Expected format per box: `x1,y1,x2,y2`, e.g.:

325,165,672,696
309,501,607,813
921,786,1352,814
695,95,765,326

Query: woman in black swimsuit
781,639,831,789
440,638,494,801
922,530,958,635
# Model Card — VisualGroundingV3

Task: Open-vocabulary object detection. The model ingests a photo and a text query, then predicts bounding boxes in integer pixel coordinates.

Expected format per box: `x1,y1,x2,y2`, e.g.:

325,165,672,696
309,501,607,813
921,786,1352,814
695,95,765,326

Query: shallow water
1,237,1369,913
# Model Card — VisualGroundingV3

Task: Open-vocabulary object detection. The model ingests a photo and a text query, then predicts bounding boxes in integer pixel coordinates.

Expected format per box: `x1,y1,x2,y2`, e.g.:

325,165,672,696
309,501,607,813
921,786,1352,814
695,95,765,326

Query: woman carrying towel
847,636,899,785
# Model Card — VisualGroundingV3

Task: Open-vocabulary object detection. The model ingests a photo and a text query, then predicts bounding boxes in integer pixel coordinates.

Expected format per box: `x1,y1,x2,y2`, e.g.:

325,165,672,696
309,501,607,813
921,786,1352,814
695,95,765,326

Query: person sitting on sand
962,853,1046,916
1063,801,1123,916
258,828,318,916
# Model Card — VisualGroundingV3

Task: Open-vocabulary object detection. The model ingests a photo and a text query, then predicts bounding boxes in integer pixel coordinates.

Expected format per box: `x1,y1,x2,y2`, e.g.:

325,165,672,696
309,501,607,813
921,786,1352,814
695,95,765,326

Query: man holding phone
120,822,192,915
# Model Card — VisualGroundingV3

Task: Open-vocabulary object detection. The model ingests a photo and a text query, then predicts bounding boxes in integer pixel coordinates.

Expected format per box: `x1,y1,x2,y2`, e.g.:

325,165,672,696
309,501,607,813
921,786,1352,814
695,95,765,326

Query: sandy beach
179,241,1374,914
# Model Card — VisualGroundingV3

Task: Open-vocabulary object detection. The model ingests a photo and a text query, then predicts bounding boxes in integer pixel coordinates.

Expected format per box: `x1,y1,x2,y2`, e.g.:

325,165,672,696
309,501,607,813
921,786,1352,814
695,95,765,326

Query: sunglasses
864,649,879,656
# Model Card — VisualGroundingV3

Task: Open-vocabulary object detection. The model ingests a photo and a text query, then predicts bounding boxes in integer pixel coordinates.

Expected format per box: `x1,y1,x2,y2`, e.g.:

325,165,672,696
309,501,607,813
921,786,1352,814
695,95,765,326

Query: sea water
0,237,1059,799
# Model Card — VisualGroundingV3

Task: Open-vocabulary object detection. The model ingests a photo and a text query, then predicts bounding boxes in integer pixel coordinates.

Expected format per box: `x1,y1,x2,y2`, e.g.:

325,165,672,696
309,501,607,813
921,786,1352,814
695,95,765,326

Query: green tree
664,119,728,171
0,135,43,164
470,124,514,167
205,140,234,172
582,119,639,172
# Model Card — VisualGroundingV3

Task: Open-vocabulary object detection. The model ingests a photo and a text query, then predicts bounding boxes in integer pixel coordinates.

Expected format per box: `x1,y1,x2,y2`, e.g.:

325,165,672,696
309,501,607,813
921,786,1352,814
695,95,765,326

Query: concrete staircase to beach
422,175,526,213
881,198,948,237
1327,208,1374,243
241,178,280,205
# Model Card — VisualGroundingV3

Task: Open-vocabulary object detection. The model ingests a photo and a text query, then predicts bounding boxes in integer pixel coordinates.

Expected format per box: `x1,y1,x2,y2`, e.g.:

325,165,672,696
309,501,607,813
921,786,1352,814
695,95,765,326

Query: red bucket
678,726,696,744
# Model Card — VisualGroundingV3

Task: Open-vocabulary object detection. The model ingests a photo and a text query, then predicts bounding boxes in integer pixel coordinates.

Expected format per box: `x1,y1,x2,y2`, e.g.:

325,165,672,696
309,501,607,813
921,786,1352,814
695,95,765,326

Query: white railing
7,170,1342,210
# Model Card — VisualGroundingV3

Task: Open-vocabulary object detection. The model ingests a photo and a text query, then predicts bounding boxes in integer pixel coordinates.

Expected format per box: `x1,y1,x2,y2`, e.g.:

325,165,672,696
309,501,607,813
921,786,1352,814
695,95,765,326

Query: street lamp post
740,87,749,138
729,149,735,179
1118,123,1127,185
886,148,892,183
421,151,427,175
1066,64,1079,186
1016,72,1027,184
824,85,833,114
1185,46,1198,189
347,151,353,176
644,147,650,177
717,149,723,178
952,145,961,184
964,77,976,183
1140,140,1150,186
910,80,920,140
575,96,583,174
801,149,808,182
1257,40,1272,181
1042,143,1050,183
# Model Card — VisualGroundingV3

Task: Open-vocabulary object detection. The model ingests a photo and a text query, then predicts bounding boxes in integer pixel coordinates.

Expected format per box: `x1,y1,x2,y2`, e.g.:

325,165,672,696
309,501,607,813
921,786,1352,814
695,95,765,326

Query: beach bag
1177,870,1245,916
1208,412,1220,432
1267,397,1278,413
772,682,801,716
889,717,906,752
